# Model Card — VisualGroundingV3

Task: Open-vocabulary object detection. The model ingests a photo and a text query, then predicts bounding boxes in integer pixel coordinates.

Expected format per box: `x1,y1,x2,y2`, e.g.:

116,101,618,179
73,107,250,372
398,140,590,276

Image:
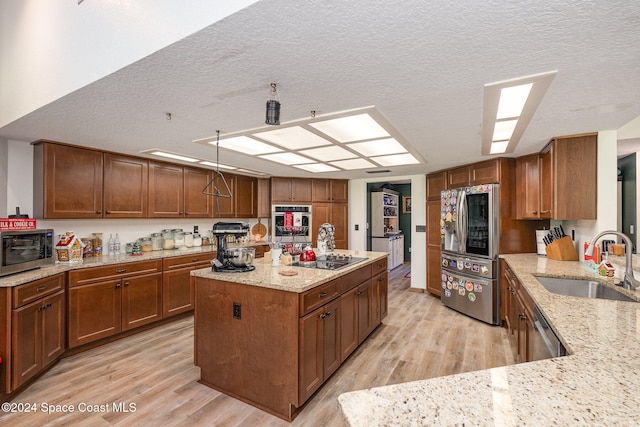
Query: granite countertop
339,253,640,426
191,250,388,293
0,241,268,288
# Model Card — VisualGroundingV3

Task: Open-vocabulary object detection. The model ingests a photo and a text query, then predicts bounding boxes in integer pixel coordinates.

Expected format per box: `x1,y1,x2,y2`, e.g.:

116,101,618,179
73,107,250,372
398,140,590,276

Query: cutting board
251,218,267,239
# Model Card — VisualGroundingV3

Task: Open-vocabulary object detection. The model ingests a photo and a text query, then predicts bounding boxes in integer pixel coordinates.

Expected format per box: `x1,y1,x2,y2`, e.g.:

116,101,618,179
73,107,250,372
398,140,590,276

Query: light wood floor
0,263,515,426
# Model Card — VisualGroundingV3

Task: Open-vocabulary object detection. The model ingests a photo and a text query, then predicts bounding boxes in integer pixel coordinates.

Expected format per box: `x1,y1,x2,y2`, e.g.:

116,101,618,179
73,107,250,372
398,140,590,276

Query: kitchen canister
174,232,185,248
184,232,194,247
150,233,163,251
271,248,282,266
193,233,202,247
162,229,174,249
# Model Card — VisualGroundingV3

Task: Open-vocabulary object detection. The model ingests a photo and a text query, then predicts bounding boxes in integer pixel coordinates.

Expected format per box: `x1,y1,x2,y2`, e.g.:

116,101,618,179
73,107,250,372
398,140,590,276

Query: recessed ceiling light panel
260,152,314,165
371,153,420,167
148,151,200,163
298,145,357,161
329,158,376,170
199,161,237,170
310,113,390,142
253,126,331,150
347,138,407,157
294,163,340,173
492,119,518,142
216,136,282,155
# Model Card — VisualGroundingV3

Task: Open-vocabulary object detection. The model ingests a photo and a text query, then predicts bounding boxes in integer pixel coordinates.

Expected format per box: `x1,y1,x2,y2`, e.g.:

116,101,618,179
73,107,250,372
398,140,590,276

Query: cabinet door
68,279,122,348
471,159,499,185
357,280,374,343
330,180,348,203
375,271,388,320
540,145,553,219
271,177,293,202
426,200,442,296
427,171,447,200
515,293,528,363
322,299,341,380
292,178,312,203
212,172,236,218
312,203,331,244
41,290,66,366
122,272,163,331
40,143,103,218
312,179,332,202
339,288,359,362
515,154,541,219
257,178,271,218
331,202,349,249
447,166,470,188
162,267,197,317
235,175,257,218
184,167,212,218
149,162,184,217
103,153,148,218
11,300,41,390
299,308,324,403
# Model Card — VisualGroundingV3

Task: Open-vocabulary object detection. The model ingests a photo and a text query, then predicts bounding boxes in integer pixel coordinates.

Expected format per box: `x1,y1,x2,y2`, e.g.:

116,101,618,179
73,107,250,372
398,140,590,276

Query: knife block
545,236,579,261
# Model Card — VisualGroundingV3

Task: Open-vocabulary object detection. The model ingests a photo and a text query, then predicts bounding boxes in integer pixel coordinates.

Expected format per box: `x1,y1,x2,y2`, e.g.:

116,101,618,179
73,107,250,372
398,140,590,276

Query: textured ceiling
1,0,640,179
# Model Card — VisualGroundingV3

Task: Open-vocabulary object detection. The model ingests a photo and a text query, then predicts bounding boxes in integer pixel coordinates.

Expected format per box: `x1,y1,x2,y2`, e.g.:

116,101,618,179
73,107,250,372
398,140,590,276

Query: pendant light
265,83,281,125
202,130,233,217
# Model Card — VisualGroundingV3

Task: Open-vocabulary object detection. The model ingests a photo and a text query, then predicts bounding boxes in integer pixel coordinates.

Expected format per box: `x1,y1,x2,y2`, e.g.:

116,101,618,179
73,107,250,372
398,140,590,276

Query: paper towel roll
536,230,547,256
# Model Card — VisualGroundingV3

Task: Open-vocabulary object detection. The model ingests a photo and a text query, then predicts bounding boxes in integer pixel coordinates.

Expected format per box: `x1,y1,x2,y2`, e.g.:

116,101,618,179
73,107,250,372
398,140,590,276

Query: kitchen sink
535,276,636,302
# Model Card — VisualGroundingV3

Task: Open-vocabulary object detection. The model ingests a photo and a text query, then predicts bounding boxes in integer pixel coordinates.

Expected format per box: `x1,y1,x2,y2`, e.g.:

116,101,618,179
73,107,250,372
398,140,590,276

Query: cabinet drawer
371,257,388,277
13,273,65,309
69,259,162,287
163,252,215,270
300,280,339,317
340,264,372,293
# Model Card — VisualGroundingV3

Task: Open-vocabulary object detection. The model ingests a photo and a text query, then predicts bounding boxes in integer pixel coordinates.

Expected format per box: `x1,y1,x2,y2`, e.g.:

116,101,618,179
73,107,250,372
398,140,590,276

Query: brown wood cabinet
312,202,349,249
183,167,213,217
33,141,104,218
447,159,501,188
426,171,447,296
10,274,65,391
162,253,214,317
68,260,162,348
515,154,542,219
257,178,271,218
312,179,348,203
194,256,387,421
149,162,213,218
271,177,312,203
501,261,538,363
103,153,148,218
235,174,258,218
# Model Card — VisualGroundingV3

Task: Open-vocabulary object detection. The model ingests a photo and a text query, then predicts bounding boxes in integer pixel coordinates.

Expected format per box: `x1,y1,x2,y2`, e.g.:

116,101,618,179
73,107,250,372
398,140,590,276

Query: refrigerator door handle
458,189,467,254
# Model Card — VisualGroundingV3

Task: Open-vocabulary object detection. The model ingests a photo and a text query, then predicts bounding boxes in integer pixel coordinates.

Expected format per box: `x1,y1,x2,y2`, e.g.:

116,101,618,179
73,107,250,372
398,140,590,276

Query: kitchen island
191,250,388,421
339,253,640,426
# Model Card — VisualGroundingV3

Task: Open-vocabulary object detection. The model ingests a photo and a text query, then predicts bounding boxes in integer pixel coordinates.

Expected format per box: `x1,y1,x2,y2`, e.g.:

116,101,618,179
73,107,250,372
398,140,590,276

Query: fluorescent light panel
149,151,199,163
198,161,237,170
253,127,331,150
215,136,282,155
298,145,357,161
496,83,532,119
371,153,420,167
329,158,376,170
294,163,340,173
259,152,314,165
492,119,518,142
348,138,406,156
309,113,390,142
490,141,510,154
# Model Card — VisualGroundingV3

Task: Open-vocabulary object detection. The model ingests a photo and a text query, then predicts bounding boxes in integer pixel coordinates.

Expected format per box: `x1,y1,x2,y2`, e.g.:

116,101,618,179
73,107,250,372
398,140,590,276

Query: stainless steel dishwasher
530,305,567,360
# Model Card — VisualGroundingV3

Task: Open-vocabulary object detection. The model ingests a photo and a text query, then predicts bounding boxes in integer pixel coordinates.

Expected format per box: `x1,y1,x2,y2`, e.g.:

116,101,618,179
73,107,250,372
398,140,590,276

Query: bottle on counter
114,234,121,254
108,234,115,255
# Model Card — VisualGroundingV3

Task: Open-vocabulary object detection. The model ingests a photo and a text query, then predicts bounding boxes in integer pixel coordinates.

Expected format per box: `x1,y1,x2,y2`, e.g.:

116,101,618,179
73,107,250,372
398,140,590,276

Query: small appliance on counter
0,229,54,276
317,223,336,255
211,222,255,272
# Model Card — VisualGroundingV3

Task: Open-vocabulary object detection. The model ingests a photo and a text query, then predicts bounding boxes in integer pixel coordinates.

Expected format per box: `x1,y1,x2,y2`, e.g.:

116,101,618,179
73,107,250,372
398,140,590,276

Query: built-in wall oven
272,205,312,242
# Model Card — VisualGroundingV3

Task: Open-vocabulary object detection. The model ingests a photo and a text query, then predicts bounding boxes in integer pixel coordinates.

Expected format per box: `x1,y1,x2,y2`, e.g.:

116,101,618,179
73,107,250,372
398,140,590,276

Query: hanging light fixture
265,82,281,125
201,130,233,217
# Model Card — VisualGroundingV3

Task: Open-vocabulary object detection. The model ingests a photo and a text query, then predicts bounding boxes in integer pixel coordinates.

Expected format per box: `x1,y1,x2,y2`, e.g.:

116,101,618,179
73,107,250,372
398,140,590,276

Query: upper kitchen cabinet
447,159,500,188
312,179,349,203
234,174,258,218
33,141,104,219
103,153,148,218
271,177,312,203
426,171,447,200
149,162,213,218
516,133,597,220
257,178,271,218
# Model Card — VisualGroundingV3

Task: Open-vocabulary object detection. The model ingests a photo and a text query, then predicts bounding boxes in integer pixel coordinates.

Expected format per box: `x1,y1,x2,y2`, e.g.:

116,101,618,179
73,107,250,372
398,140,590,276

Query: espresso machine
211,222,255,272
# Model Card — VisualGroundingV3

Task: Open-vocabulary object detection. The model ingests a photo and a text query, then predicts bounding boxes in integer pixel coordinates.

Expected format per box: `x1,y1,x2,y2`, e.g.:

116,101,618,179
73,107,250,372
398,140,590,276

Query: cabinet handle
97,210,102,214
179,212,184,215
185,212,190,215
106,210,111,214
541,210,551,214
378,276,385,282
319,292,328,298
38,306,44,311
116,283,121,288
325,311,332,317
532,211,537,215
45,303,52,309
356,291,363,296
37,286,47,292
192,258,200,262
124,282,129,287
115,269,127,273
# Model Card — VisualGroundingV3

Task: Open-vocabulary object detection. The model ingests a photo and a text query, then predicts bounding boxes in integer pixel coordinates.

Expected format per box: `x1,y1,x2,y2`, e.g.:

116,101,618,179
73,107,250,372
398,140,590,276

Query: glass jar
193,233,202,247
138,237,153,252
125,242,133,254
150,233,163,251
174,232,185,248
184,232,194,247
162,229,174,250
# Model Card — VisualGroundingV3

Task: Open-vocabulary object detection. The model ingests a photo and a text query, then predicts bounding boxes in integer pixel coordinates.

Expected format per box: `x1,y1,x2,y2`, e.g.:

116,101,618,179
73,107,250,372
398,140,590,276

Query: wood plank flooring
0,263,515,426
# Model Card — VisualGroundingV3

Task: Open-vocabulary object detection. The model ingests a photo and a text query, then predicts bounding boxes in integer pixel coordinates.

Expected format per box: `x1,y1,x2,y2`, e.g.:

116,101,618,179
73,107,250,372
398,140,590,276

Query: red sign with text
0,218,37,231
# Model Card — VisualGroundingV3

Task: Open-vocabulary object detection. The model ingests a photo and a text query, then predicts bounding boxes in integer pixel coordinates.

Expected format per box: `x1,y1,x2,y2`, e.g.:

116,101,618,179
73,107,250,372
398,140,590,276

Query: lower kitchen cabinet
10,276,65,391
501,260,537,363
68,260,162,348
299,298,341,403
162,253,214,317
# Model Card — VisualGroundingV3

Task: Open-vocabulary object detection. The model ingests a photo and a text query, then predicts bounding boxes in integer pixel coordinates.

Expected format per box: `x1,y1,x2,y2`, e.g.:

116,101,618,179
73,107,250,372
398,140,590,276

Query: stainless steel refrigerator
440,184,500,325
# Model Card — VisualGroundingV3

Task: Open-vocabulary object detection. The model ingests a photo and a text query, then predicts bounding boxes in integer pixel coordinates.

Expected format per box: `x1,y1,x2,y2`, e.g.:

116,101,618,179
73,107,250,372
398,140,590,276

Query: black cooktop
294,254,368,271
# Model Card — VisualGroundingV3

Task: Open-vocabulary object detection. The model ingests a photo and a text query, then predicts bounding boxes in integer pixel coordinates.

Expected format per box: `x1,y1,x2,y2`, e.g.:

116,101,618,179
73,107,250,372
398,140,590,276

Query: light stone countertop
191,250,389,293
0,241,267,288
339,253,640,426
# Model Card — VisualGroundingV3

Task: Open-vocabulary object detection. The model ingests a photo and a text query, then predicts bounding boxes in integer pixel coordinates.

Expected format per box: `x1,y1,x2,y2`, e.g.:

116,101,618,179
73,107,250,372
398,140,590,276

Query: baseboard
409,287,425,293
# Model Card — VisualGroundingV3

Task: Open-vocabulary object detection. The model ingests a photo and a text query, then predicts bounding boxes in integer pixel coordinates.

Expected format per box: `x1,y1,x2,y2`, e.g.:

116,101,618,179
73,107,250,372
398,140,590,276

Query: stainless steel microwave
0,229,54,276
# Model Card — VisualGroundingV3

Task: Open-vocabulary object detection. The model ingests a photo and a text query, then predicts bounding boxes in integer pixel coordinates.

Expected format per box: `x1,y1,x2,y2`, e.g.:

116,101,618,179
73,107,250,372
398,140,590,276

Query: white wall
6,140,34,217
0,0,258,128
349,175,427,291
0,138,7,215
555,130,618,259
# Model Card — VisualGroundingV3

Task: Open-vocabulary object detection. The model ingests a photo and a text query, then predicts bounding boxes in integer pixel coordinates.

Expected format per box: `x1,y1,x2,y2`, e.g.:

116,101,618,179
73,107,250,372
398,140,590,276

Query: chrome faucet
586,230,640,290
